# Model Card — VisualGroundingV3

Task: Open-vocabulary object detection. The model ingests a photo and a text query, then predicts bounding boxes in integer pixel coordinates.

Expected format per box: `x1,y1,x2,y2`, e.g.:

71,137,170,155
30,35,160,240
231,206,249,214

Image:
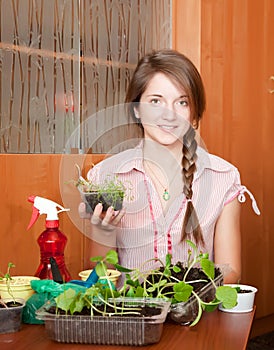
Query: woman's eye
150,98,161,105
178,99,188,107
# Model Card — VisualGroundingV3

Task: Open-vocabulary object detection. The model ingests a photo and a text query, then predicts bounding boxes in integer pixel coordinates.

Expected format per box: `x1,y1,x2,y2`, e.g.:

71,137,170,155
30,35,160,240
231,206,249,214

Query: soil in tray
47,303,162,317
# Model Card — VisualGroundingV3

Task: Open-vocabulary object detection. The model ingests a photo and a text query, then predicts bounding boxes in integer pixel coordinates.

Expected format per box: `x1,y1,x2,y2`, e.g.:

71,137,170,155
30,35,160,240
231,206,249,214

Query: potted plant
0,263,26,334
118,240,238,326
36,251,170,345
75,164,132,212
0,262,39,301
219,283,257,313
78,268,121,287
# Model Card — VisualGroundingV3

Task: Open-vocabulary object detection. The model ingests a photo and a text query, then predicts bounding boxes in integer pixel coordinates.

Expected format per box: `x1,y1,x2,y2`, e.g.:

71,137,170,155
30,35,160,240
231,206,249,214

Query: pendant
163,189,170,201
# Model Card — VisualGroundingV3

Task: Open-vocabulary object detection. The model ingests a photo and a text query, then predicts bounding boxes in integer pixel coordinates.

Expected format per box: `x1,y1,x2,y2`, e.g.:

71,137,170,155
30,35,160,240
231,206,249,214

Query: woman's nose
161,103,177,120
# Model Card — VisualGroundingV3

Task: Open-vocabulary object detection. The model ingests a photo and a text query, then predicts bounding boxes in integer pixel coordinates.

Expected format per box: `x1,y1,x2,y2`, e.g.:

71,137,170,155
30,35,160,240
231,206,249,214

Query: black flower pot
83,191,124,212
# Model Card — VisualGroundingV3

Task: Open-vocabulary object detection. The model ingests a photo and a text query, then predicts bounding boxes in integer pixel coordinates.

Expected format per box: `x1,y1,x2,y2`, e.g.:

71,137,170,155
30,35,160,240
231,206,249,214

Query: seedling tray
36,298,170,345
169,273,223,324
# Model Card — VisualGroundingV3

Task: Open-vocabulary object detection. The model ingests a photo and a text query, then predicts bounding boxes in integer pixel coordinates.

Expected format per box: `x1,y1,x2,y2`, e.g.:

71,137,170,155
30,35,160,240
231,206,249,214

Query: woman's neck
142,139,182,168
142,139,183,213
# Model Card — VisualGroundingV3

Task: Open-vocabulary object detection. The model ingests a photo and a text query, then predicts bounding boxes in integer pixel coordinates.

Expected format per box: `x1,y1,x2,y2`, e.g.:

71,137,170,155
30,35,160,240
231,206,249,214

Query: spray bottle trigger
27,206,40,230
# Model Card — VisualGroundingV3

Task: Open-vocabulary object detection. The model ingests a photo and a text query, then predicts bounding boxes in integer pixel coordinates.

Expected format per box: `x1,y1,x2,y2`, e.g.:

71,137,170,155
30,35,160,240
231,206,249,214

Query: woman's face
136,73,191,147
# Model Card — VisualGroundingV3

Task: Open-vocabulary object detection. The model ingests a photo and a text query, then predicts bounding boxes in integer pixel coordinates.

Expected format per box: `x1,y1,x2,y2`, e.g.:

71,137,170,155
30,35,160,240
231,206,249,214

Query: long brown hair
182,125,204,245
125,49,206,245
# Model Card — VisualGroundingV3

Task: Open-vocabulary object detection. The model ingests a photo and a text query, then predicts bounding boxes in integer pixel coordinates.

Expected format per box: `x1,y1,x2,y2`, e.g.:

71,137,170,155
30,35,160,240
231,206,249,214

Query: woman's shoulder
196,146,238,173
90,146,142,175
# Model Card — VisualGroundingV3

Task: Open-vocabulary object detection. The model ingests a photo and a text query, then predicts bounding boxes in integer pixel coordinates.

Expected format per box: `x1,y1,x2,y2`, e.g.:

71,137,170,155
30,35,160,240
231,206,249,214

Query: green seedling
0,262,16,307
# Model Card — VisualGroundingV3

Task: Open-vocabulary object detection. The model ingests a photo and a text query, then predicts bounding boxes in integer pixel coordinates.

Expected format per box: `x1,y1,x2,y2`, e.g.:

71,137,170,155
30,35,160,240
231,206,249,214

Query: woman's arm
214,198,241,283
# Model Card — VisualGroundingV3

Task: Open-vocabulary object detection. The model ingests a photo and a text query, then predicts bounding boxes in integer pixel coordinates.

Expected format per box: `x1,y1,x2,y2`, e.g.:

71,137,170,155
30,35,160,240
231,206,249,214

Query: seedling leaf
200,258,215,280
173,281,193,302
55,288,77,312
105,250,118,265
216,286,238,309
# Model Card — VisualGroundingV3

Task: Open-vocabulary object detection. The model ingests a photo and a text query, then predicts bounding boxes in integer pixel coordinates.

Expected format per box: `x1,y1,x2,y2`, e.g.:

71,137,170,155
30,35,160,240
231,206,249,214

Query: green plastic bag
22,292,51,324
22,280,87,324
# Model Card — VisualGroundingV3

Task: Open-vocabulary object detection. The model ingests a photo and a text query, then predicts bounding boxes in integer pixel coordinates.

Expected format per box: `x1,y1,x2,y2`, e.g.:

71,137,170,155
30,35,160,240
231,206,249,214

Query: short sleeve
224,169,243,205
224,170,260,215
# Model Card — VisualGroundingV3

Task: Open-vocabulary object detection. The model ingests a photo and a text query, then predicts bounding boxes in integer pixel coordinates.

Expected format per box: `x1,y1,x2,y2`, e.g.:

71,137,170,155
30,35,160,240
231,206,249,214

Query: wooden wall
173,0,274,320
0,154,105,280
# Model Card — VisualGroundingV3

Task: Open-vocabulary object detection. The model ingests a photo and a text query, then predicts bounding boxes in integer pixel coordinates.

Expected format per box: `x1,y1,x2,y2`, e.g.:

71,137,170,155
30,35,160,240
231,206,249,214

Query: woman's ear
192,119,199,130
133,106,140,119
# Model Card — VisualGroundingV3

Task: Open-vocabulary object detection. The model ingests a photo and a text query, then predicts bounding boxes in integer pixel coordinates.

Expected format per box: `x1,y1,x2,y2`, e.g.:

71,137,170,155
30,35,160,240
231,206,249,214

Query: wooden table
0,309,255,350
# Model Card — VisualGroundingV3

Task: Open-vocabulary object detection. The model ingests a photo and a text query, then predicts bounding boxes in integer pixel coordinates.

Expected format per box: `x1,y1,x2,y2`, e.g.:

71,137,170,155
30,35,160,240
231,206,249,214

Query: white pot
219,284,257,313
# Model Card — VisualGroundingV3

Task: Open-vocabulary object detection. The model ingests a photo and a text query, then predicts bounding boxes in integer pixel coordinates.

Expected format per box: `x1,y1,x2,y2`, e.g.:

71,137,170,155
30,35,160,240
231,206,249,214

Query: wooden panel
0,154,105,279
172,0,201,69
173,0,274,320
199,0,274,319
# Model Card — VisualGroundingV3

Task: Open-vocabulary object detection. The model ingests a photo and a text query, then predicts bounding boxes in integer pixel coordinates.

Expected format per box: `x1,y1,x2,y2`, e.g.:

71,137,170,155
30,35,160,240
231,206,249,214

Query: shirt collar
113,142,144,174
195,146,234,180
113,143,232,179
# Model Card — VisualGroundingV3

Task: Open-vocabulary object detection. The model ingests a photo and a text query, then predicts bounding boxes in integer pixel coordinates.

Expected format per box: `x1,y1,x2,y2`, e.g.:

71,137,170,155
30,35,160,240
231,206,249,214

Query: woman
79,49,260,283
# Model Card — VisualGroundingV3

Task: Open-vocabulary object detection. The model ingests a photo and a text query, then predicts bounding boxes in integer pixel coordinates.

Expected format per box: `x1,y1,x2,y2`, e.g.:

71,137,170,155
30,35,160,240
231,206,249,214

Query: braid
181,125,204,246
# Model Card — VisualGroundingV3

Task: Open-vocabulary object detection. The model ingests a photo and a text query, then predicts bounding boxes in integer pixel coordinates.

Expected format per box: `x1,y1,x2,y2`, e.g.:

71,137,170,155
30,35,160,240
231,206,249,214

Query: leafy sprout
55,250,141,317
54,243,237,326
0,262,16,306
115,240,238,326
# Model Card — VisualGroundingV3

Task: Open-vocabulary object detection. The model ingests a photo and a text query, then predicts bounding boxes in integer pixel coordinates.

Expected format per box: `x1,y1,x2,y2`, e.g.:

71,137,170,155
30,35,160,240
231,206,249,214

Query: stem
0,299,8,309
86,295,142,317
96,295,141,312
189,290,203,327
183,258,198,282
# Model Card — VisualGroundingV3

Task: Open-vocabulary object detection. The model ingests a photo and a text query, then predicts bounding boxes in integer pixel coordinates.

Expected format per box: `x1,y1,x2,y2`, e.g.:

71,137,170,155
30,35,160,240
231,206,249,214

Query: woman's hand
78,202,125,231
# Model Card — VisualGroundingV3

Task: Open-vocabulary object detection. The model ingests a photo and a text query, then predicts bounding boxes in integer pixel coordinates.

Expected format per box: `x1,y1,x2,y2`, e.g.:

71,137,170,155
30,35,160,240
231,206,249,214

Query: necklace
143,174,185,258
144,160,178,201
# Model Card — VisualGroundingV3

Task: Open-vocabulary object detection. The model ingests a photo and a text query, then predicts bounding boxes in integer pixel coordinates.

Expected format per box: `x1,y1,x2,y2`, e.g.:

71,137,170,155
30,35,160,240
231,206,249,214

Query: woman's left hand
90,203,125,232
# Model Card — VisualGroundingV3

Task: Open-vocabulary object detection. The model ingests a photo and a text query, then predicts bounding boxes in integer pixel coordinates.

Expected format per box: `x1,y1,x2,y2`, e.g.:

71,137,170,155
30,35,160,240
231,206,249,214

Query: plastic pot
0,276,40,301
0,298,26,334
78,269,121,287
219,284,257,313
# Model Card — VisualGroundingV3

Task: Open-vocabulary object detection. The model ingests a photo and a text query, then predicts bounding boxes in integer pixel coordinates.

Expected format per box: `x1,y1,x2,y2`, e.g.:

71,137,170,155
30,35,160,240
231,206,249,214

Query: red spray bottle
27,195,71,282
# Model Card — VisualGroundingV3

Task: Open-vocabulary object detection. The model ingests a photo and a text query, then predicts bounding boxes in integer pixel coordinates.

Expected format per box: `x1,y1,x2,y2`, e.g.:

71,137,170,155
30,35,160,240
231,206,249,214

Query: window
0,0,172,153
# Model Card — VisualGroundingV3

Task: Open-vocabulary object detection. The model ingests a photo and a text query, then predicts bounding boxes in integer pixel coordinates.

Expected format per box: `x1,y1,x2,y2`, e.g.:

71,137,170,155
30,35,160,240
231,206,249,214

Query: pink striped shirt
87,143,259,272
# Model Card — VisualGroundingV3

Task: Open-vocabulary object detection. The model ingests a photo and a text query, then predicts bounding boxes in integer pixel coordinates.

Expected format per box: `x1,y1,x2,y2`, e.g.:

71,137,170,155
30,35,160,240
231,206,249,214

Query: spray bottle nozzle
28,195,36,203
27,195,70,229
